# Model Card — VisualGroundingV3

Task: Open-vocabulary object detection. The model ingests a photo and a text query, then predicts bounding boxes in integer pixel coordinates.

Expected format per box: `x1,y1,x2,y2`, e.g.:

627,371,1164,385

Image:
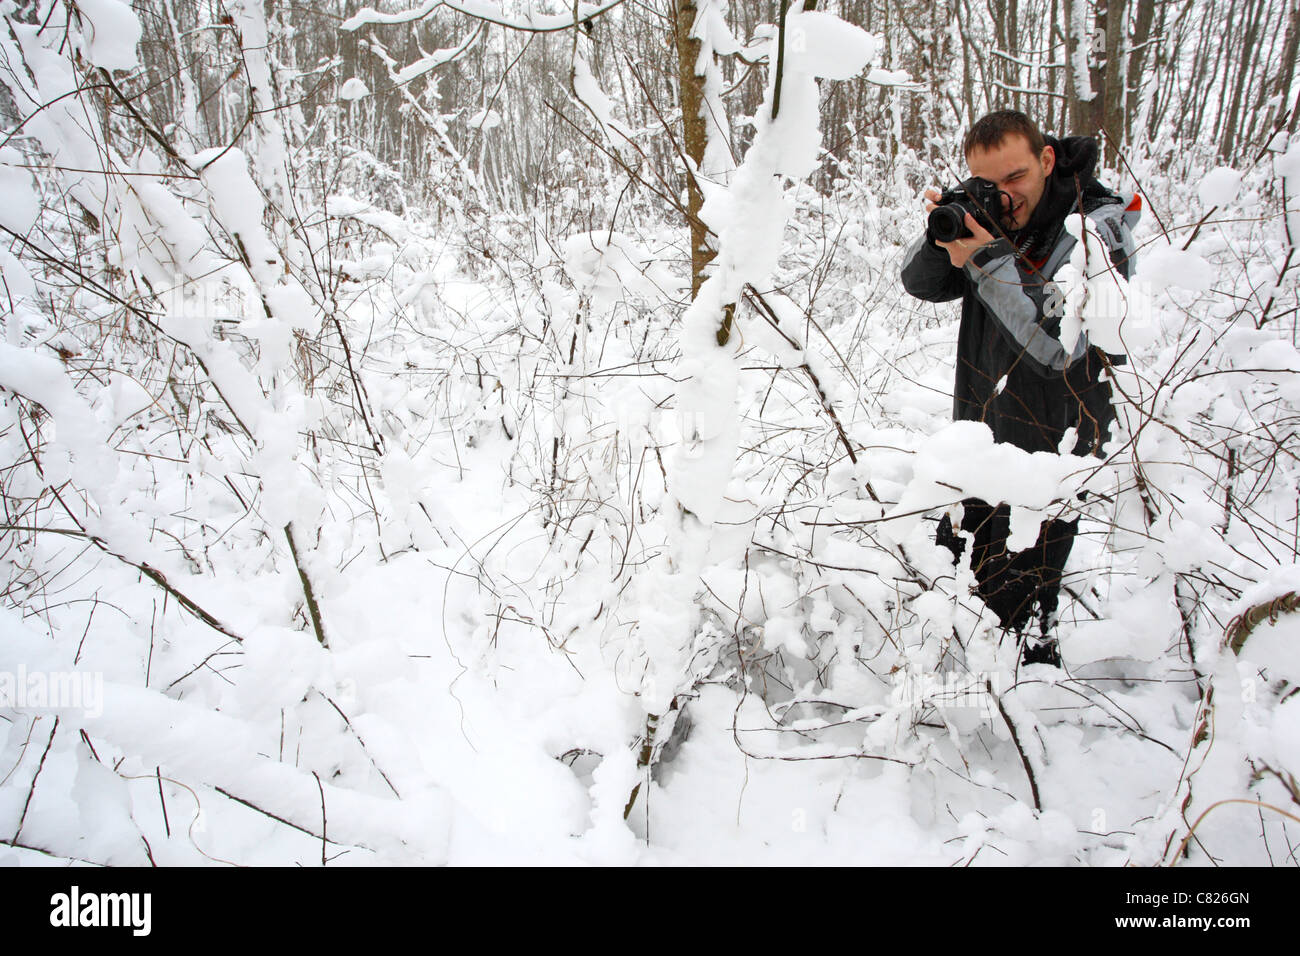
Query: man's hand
924,188,995,269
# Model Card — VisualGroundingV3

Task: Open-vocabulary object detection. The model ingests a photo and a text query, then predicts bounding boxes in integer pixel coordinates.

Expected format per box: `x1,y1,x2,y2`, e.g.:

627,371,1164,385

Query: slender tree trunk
959,0,993,118
1220,0,1264,161
1047,0,1060,131
1126,0,1157,145
1277,0,1300,131
1102,0,1127,163
675,0,712,299
957,0,978,123
1203,4,1234,145
1062,0,1098,132
1008,0,1021,112
1241,0,1284,150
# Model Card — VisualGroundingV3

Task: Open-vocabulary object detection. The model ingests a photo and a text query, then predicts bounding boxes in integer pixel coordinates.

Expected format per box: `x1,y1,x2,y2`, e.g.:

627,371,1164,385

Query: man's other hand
923,189,995,269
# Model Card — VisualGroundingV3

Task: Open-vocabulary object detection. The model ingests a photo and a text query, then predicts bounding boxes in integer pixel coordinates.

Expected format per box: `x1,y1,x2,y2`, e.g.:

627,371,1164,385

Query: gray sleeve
1094,203,1139,280
963,204,1138,375
900,232,965,303
962,238,1081,375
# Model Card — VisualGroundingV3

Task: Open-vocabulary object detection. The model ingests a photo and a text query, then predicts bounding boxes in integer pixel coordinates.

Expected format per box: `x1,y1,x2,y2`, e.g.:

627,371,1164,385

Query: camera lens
927,205,968,244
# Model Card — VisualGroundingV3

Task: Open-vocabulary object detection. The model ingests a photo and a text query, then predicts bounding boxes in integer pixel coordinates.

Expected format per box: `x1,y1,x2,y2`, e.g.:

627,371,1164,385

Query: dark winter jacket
900,135,1140,456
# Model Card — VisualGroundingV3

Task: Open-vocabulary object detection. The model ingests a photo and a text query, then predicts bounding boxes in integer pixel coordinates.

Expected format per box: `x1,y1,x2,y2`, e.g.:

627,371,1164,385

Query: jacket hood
1045,134,1101,183
1010,134,1118,260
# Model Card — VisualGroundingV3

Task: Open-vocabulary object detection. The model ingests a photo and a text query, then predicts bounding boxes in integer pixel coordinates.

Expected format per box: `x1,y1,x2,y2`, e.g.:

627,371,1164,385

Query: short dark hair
963,110,1047,157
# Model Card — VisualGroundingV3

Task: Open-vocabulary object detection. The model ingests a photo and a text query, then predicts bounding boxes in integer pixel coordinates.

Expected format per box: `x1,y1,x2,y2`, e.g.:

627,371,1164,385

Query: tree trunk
1220,0,1264,162
675,0,712,299
1047,0,1060,131
1101,0,1127,164
1126,0,1157,147
1277,0,1300,132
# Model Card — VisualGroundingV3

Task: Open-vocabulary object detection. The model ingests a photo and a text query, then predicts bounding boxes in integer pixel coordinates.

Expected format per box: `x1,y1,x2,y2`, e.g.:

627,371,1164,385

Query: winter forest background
1,0,1298,866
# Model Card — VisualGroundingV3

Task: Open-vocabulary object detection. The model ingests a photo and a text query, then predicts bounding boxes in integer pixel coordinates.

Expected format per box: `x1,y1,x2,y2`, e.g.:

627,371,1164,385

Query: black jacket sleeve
900,233,965,303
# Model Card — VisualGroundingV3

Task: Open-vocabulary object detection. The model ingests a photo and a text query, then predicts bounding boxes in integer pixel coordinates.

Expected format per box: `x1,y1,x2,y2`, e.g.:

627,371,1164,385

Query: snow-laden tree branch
342,0,628,35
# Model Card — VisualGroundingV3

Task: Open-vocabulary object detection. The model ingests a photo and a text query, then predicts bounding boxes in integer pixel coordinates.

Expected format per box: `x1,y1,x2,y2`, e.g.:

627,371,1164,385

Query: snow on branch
392,26,485,85
342,0,442,29
343,0,628,34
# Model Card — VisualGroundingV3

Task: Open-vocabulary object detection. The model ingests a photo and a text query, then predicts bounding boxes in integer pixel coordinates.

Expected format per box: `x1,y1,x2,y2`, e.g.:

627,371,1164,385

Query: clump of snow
688,0,740,184
1198,166,1243,208
72,0,142,71
0,148,39,233
1134,242,1213,292
561,231,675,312
572,55,631,139
783,11,880,81
339,77,369,101
1055,213,1140,355
468,108,501,131
1274,139,1300,239
265,277,321,335
884,421,1090,541
1272,696,1300,777
865,67,911,85
1,249,39,344
1274,139,1300,181
0,342,117,486
188,146,281,287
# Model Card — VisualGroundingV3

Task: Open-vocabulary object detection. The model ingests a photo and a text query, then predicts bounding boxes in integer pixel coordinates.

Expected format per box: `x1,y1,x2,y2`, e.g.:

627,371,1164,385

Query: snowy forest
0,0,1298,867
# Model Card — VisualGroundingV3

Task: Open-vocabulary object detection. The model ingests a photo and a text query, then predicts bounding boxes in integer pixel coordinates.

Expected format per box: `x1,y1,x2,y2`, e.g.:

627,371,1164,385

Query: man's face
966,134,1055,230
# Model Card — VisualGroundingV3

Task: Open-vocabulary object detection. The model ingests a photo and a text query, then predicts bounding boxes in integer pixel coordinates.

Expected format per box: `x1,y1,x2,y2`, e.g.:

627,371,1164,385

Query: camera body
927,177,1011,244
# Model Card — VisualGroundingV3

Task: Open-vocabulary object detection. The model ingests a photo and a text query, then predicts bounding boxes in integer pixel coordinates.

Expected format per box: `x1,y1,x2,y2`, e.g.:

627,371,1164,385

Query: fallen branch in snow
211,785,353,850
1225,590,1300,655
285,523,328,648
986,680,1041,812
11,717,58,844
0,224,263,436
8,401,246,643
320,692,402,799
312,771,328,866
0,836,107,867
1169,798,1300,864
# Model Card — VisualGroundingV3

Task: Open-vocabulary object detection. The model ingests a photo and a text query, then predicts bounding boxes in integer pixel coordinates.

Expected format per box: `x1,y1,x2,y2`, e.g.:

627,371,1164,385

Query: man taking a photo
900,110,1140,667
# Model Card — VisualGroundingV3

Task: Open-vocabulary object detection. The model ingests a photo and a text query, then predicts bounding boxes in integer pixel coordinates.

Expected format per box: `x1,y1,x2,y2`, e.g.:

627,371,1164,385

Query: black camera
926,177,1011,244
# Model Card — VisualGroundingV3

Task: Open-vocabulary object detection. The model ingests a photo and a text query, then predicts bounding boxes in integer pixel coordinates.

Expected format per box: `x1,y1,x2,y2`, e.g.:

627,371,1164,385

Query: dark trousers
936,498,1078,634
